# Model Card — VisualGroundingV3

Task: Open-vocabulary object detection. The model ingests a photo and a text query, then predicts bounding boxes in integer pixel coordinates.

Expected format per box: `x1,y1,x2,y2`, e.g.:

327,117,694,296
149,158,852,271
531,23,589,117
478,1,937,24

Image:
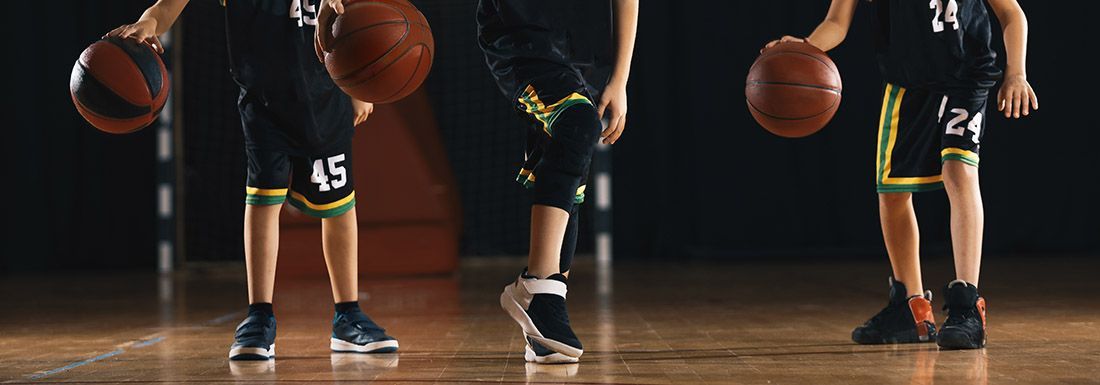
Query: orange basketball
321,0,434,104
69,37,170,134
745,42,842,138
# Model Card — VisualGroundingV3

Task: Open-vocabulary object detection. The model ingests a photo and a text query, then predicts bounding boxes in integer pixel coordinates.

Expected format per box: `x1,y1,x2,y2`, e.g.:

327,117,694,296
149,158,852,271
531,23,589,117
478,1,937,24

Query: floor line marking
19,309,236,381
25,335,166,380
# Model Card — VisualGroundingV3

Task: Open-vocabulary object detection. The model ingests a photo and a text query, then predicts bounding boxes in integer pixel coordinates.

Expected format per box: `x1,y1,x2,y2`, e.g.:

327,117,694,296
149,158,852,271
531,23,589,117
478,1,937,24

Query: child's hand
106,19,164,54
997,74,1038,118
598,82,628,145
352,99,373,126
315,0,346,62
762,35,806,52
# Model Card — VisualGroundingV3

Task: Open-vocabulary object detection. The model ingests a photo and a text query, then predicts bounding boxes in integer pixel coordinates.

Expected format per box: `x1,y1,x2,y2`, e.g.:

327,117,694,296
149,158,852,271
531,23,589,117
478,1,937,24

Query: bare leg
322,208,359,303
245,204,282,304
879,192,924,296
528,204,570,278
942,161,983,285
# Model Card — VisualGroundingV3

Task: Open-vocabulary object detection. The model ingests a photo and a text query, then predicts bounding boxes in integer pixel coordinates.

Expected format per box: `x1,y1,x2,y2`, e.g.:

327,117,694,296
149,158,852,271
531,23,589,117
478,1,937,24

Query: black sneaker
937,280,987,350
229,313,276,360
852,277,937,344
500,270,583,362
330,309,399,353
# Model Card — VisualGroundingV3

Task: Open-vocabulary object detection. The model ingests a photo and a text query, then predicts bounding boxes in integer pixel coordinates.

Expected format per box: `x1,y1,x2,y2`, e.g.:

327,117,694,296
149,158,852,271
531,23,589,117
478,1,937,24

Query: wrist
606,76,628,90
138,17,159,31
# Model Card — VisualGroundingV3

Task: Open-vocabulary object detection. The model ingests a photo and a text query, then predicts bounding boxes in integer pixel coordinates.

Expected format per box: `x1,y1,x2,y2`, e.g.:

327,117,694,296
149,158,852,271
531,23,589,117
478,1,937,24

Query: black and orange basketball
321,0,434,104
746,41,842,138
69,37,169,134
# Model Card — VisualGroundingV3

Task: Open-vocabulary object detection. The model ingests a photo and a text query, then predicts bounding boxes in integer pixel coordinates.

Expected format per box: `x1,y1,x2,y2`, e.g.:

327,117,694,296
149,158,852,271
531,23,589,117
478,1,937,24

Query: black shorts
244,145,355,218
875,83,987,193
513,72,597,204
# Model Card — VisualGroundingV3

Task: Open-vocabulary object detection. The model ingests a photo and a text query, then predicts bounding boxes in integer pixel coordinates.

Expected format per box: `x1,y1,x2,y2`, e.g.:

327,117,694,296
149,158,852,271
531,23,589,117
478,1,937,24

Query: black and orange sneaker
852,277,937,344
937,280,987,349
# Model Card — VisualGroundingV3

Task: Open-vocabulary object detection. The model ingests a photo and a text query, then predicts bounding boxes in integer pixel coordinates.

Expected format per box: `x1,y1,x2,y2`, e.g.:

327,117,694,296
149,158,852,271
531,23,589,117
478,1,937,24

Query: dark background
4,0,1096,272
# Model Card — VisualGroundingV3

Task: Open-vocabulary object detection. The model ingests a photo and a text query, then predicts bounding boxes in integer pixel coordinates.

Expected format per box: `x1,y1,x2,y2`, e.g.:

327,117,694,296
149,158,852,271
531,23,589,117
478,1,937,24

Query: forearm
138,0,190,35
806,20,848,52
999,12,1028,78
608,0,638,86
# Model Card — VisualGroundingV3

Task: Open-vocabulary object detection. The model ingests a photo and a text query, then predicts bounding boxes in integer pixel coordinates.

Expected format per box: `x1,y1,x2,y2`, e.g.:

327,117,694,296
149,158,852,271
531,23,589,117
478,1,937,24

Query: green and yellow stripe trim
288,191,356,218
515,168,587,203
941,148,980,167
518,85,592,136
876,83,944,192
245,187,288,205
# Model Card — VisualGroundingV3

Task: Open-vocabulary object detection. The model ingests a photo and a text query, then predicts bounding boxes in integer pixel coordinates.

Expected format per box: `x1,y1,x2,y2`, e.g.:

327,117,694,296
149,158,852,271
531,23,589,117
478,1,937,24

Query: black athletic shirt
476,0,614,99
224,0,353,151
874,0,1002,89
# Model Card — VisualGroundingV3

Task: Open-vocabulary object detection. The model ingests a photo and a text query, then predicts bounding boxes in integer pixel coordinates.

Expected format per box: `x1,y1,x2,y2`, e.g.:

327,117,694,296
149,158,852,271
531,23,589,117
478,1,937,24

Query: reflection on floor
1,256,1098,384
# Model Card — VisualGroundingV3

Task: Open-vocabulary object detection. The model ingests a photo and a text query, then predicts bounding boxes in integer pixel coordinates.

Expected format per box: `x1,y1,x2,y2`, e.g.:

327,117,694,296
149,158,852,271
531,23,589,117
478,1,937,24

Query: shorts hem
245,195,287,205
244,187,289,205
941,154,980,167
877,182,945,193
287,191,356,218
288,198,356,218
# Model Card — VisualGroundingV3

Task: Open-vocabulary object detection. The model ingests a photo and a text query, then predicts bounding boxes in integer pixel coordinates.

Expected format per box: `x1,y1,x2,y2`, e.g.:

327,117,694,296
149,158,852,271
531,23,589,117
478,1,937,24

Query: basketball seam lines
746,93,840,121
83,43,155,107
750,50,842,89
747,81,842,94
335,42,432,97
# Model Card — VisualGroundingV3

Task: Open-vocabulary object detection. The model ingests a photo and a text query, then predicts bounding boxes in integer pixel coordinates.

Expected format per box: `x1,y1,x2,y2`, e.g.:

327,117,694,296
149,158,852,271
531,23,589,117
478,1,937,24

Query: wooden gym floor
1,256,1098,384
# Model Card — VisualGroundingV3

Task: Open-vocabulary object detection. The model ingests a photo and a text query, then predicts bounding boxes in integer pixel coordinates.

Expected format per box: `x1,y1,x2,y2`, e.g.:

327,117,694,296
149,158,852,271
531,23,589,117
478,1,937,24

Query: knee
941,160,979,189
545,102,601,168
878,192,912,209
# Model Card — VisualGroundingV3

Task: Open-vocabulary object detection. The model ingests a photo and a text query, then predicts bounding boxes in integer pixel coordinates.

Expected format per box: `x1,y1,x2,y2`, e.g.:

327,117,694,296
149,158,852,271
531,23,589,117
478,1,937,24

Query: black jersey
476,0,613,99
224,0,353,153
874,0,1002,89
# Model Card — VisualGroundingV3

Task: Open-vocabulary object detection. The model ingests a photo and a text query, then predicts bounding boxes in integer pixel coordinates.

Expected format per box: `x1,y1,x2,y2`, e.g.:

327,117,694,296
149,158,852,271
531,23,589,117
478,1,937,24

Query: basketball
745,41,841,138
69,37,169,134
321,0,434,104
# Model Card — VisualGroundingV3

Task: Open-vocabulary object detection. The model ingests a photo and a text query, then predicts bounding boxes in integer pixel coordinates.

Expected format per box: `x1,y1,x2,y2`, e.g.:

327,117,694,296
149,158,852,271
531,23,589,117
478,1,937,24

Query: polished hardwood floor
1,256,1098,384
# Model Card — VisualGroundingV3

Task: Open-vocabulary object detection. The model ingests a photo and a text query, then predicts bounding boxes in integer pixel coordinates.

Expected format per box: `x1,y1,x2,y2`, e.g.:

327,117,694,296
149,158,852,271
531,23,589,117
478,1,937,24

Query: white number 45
930,0,959,33
310,154,347,192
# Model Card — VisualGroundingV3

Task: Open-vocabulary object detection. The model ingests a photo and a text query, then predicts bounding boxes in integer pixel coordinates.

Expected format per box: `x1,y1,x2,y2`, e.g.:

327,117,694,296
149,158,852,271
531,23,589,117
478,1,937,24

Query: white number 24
945,108,982,144
930,0,959,33
310,154,347,192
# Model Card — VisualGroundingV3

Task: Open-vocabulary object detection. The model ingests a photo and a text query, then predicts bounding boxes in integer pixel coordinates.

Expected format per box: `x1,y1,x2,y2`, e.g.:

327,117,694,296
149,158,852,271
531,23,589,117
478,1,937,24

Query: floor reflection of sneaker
500,270,583,362
228,313,276,360
330,310,399,353
228,359,275,375
525,361,579,377
330,352,400,372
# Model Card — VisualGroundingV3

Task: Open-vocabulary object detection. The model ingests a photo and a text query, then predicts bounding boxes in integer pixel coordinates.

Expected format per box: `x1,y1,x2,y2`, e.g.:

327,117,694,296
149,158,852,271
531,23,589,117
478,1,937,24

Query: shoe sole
229,344,274,360
525,344,579,364
330,338,399,353
500,284,583,358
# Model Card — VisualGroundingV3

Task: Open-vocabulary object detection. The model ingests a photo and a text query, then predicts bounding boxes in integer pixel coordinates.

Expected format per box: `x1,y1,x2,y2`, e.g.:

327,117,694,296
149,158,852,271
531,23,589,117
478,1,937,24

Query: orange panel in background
277,89,460,278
